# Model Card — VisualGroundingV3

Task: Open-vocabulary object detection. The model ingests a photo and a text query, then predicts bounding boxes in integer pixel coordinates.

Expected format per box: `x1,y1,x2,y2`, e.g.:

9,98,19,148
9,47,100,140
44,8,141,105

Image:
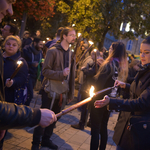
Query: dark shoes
31,144,39,150
41,140,58,150
71,123,84,130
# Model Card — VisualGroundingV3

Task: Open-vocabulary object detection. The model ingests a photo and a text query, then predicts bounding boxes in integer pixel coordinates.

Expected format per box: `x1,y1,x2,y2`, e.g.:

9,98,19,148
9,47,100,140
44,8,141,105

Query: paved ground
3,90,118,150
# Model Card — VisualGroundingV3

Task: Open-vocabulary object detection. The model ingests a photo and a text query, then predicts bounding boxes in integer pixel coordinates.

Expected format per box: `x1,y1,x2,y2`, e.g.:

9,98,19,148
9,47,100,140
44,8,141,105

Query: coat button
143,124,147,129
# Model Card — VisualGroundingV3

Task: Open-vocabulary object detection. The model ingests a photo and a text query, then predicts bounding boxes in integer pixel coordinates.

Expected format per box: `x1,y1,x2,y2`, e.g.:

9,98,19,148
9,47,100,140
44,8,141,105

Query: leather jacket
0,101,41,130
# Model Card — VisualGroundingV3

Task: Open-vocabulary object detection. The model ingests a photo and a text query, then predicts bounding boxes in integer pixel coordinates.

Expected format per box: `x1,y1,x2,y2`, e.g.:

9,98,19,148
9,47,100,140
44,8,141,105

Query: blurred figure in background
22,37,43,106
0,23,18,51
127,59,140,84
71,50,104,130
22,31,32,49
36,30,41,38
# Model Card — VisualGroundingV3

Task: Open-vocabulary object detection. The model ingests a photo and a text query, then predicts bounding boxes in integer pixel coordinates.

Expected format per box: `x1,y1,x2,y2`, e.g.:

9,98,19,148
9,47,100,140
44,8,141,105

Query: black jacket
22,44,42,79
0,101,41,130
110,64,150,150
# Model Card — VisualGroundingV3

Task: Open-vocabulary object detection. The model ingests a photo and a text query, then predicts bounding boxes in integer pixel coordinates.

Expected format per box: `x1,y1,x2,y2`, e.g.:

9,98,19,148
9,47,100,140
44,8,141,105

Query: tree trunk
98,30,109,50
19,12,27,40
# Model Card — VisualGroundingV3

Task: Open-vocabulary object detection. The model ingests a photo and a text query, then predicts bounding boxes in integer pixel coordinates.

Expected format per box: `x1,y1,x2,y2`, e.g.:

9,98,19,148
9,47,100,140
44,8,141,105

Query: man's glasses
68,34,76,38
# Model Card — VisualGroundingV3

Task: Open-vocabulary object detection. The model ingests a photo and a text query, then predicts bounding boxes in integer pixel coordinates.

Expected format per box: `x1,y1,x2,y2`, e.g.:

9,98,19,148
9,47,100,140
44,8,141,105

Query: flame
78,33,81,37
94,49,97,52
89,40,94,45
17,61,22,66
89,86,95,97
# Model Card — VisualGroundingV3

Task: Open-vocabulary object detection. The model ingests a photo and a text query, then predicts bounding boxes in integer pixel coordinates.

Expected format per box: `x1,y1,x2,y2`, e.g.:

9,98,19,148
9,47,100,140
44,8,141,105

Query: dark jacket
0,52,40,130
127,67,138,84
3,51,28,103
42,43,75,100
22,44,42,79
22,37,32,49
0,50,4,101
0,101,41,130
110,64,150,150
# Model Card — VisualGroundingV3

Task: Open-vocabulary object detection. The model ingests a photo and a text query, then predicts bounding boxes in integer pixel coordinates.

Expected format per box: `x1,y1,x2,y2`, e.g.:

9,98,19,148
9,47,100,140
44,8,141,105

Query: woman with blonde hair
3,35,28,104
90,42,128,150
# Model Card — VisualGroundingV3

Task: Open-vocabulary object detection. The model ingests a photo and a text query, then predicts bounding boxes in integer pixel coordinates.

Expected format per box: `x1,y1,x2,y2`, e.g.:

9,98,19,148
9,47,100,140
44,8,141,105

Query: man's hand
39,109,57,128
0,130,6,140
114,80,126,89
5,79,13,87
63,67,70,76
94,95,110,108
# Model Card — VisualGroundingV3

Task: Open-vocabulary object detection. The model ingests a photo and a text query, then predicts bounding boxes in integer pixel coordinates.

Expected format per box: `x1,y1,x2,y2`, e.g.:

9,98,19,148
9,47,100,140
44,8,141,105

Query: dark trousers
79,91,90,126
32,89,61,145
25,77,37,106
90,103,110,150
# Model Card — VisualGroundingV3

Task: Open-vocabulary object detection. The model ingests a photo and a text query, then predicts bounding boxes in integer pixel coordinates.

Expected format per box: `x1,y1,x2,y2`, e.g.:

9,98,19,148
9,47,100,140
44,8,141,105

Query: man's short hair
60,27,75,41
7,23,19,35
33,37,42,43
57,27,64,37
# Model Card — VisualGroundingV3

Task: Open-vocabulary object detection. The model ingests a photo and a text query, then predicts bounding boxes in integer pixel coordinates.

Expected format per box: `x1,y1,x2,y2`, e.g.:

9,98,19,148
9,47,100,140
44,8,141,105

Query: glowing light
120,22,123,31
14,19,16,22
89,86,95,97
89,40,94,45
72,24,75,27
125,22,131,32
78,33,81,37
46,37,49,41
43,41,46,44
94,49,97,52
17,61,22,66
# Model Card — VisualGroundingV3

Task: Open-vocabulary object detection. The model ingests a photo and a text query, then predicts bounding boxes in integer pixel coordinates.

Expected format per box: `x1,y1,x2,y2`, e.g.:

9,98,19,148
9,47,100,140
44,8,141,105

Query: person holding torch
94,37,150,150
0,2,57,148
90,42,128,150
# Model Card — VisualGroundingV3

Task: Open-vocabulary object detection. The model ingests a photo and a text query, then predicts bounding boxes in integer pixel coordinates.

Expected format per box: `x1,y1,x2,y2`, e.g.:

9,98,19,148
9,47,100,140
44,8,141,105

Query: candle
10,61,23,81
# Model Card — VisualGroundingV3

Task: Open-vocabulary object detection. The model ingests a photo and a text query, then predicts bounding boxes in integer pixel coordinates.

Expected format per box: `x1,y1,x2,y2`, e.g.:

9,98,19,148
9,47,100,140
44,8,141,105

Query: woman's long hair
95,42,128,82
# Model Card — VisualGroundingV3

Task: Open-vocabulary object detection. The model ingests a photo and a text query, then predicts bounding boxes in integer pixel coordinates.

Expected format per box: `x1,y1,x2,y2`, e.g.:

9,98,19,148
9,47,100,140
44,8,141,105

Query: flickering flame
89,86,95,97
72,24,75,27
94,49,97,52
46,37,49,41
78,33,81,37
89,40,94,45
17,61,22,66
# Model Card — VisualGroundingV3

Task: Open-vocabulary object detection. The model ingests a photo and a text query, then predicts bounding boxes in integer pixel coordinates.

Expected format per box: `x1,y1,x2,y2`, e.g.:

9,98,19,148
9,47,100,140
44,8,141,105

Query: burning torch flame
17,61,22,66
94,49,97,52
89,86,95,97
78,33,81,37
89,40,94,45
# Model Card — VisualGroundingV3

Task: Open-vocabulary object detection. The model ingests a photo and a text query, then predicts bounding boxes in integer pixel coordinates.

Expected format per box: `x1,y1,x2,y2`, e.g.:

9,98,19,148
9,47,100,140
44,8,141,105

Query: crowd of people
0,0,150,150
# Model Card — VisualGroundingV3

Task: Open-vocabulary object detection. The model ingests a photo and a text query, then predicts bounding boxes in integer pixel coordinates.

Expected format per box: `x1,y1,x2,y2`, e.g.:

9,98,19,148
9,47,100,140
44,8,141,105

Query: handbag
44,79,69,99
127,114,150,149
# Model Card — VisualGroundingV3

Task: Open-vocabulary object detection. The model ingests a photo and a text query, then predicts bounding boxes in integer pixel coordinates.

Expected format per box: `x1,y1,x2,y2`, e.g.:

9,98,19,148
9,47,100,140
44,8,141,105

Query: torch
76,40,94,67
93,49,97,74
9,60,23,81
27,85,115,132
